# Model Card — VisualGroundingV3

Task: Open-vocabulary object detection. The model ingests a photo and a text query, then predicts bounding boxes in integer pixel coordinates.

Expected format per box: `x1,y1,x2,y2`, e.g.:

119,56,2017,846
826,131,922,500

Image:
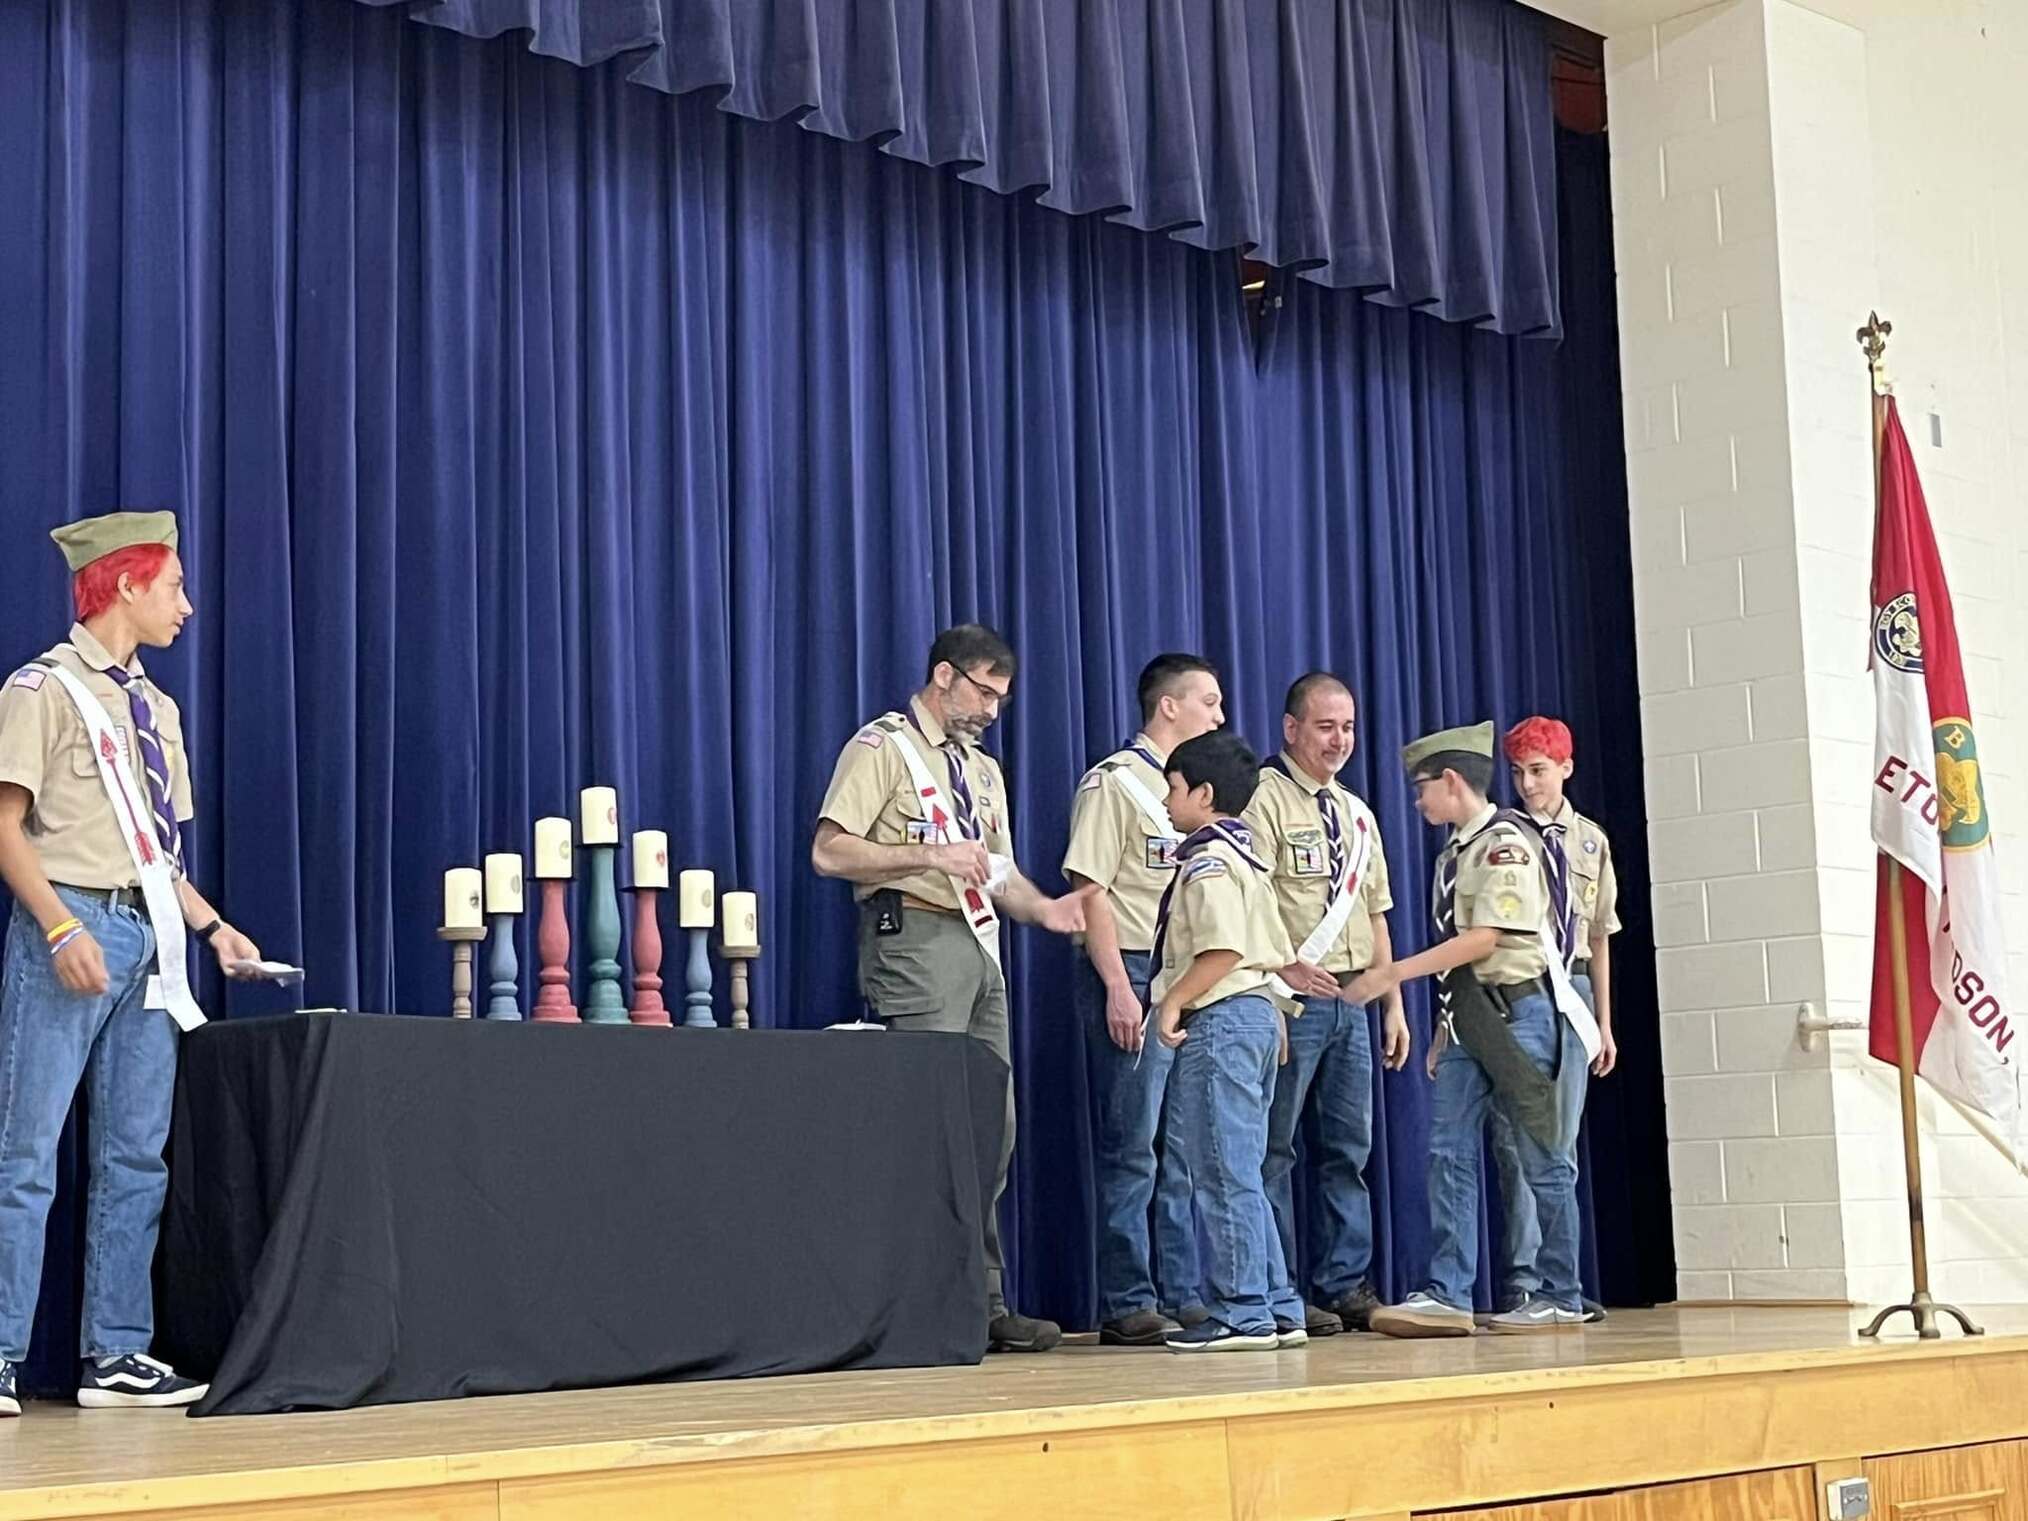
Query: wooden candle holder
438,925,488,1019
628,886,670,1026
722,943,758,1029
532,879,579,1022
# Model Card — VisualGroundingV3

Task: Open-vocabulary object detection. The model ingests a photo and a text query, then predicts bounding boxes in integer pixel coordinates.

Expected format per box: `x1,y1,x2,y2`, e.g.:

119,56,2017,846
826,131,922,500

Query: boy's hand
1156,1000,1186,1049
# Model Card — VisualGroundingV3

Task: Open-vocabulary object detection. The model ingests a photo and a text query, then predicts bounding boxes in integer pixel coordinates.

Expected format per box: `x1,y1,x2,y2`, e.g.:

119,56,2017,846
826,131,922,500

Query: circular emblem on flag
1873,592,1924,673
1933,717,1989,850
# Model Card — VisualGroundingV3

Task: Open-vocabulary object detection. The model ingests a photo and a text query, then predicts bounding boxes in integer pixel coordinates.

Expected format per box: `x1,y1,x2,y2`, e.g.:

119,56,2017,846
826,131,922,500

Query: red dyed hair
1503,715,1574,764
72,543,173,621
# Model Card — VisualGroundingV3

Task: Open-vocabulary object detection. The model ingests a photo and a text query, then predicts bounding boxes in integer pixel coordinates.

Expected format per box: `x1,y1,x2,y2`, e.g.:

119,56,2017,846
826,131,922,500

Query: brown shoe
1325,1283,1381,1332
1100,1309,1181,1347
1301,1302,1345,1338
988,1312,1063,1353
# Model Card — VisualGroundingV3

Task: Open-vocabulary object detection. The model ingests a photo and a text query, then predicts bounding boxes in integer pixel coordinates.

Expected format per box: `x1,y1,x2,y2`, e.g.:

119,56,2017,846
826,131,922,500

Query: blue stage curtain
0,1,1665,1396
345,0,1562,335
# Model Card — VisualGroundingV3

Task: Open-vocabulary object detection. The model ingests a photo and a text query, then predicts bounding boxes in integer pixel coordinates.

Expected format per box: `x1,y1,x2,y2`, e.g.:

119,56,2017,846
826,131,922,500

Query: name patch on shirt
8,668,45,692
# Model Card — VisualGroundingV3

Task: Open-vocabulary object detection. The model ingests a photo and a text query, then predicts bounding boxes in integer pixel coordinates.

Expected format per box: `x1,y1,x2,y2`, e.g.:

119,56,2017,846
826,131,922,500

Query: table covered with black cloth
154,1012,1005,1415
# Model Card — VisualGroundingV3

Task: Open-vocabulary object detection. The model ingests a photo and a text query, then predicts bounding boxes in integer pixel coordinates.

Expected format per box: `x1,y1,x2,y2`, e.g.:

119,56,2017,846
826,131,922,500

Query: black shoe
1272,1317,1310,1349
1301,1301,1345,1338
987,1312,1062,1353
1582,1298,1608,1323
1169,1303,1213,1330
0,1359,18,1418
1100,1309,1180,1347
77,1353,207,1409
1324,1283,1380,1332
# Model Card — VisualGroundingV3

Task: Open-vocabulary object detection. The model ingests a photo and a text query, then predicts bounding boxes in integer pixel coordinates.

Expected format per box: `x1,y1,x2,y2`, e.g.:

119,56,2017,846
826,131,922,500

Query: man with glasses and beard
813,624,1085,1353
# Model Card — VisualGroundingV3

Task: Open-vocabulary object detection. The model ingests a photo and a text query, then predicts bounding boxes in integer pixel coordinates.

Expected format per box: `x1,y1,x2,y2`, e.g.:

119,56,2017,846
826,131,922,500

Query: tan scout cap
1401,722,1496,780
50,510,179,573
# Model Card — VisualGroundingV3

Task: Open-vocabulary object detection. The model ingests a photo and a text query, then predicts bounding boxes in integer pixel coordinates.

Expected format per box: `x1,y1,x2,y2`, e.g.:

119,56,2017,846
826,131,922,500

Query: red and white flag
1868,398,2017,1132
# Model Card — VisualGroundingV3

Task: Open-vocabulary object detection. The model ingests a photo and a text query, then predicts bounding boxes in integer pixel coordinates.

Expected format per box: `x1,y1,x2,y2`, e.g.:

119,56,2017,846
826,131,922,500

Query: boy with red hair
1494,714,1619,1320
0,510,262,1416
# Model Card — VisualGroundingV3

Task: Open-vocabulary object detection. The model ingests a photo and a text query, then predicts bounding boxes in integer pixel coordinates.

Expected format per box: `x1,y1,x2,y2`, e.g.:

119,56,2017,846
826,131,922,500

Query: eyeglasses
955,668,1013,709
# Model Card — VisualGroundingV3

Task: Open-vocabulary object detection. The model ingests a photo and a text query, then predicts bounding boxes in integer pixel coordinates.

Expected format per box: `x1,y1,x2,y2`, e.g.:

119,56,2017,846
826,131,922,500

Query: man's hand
1156,999,1187,1049
1591,1025,1618,1077
1379,1003,1411,1070
1034,893,1086,936
1425,1020,1450,1080
933,841,993,887
52,930,110,996
1280,960,1339,999
211,924,262,978
1105,979,1145,1052
1342,965,1396,1008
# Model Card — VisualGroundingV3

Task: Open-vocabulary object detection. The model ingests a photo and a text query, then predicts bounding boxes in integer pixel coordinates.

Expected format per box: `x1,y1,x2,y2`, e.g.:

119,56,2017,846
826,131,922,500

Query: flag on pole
1868,397,2017,1132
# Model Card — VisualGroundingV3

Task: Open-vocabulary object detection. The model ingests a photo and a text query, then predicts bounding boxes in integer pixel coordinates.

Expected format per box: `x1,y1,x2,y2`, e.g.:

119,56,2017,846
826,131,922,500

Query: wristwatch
195,918,224,944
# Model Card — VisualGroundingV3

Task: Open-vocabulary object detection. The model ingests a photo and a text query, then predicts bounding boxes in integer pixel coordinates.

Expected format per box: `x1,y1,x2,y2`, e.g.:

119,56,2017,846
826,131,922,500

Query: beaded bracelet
44,917,83,945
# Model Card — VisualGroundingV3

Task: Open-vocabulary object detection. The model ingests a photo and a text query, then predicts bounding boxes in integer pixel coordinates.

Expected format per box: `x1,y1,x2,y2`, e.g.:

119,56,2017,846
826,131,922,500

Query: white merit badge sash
879,713,1002,972
1103,758,1182,859
1297,808,1373,969
45,664,205,1032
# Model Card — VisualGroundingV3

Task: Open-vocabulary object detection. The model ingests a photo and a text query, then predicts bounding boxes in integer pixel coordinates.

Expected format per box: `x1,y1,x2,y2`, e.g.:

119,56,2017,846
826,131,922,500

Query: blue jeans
1265,993,1375,1304
1426,987,1584,1313
1165,993,1301,1334
1491,974,1592,1302
1079,953,1200,1319
0,889,175,1364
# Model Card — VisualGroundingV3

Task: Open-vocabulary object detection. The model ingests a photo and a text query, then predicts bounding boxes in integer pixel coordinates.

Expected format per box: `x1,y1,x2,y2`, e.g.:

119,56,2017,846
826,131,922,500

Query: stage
4,1307,2026,1520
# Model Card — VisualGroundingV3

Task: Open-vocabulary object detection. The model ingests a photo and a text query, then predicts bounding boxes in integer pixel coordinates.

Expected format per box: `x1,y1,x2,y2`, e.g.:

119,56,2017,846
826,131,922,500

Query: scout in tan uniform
1490,716,1621,1319
1061,653,1223,1345
1242,672,1409,1336
0,511,262,1417
1146,731,1306,1352
812,624,1085,1354
1352,724,1589,1339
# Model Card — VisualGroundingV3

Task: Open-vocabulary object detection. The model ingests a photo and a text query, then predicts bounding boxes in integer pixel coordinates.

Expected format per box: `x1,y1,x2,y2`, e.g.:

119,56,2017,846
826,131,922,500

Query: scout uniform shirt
1150,828,1295,1016
0,623,194,890
1434,804,1549,987
1537,798,1620,952
818,695,1014,911
1243,756,1392,973
1060,735,1175,952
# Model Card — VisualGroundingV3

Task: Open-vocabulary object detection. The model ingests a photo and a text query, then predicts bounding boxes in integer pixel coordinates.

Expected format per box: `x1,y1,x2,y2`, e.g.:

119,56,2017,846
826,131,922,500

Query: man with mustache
814,624,1086,1354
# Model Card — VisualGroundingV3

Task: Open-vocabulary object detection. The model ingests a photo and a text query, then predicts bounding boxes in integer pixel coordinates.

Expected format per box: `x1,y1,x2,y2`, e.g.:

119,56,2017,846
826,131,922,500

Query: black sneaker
1100,1308,1180,1347
1165,1321,1278,1354
1272,1317,1309,1349
987,1312,1062,1353
0,1359,18,1418
77,1353,208,1409
1582,1298,1608,1323
1324,1283,1380,1332
1301,1301,1345,1338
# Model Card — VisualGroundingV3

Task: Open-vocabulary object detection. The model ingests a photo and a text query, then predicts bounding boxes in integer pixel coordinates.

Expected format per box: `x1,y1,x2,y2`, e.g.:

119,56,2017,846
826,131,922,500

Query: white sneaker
1488,1299,1586,1335
1370,1292,1476,1339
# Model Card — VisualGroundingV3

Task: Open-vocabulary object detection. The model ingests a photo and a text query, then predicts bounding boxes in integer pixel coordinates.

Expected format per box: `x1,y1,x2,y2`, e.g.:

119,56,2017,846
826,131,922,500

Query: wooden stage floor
4,1306,2026,1520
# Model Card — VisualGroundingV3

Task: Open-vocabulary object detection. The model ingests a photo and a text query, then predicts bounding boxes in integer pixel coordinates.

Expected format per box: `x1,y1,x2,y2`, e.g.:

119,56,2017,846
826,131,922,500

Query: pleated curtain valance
352,0,1563,336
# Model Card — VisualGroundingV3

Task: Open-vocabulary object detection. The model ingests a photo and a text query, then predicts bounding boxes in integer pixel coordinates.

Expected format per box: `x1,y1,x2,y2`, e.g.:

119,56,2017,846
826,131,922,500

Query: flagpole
1855,312,1982,1343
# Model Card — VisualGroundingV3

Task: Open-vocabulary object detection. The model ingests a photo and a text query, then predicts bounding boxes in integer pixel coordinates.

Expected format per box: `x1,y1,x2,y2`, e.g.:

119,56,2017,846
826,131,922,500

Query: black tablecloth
155,1013,1005,1415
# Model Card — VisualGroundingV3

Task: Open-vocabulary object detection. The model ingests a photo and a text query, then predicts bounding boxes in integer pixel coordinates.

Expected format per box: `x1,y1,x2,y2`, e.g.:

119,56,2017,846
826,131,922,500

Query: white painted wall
1602,0,2028,1303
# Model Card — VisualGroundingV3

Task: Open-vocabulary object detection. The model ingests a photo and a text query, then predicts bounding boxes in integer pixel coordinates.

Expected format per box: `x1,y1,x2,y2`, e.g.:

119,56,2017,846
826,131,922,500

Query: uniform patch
1486,844,1531,867
854,728,885,750
1498,870,1519,887
1286,829,1328,877
1079,772,1103,792
1494,891,1523,919
905,820,939,845
1183,856,1228,883
1583,880,1599,906
1583,838,1598,855
1145,837,1179,871
8,668,45,692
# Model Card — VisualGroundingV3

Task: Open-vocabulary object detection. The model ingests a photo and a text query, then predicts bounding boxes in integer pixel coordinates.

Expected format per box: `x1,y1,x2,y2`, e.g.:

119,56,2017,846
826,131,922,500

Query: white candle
484,853,524,914
633,830,670,890
533,817,574,879
443,868,483,929
678,869,715,929
580,786,619,846
722,891,759,950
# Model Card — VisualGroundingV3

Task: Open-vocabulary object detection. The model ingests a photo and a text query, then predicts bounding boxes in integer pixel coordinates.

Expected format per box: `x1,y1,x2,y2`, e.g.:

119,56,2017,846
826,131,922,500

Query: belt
899,894,958,917
1491,974,1555,1007
56,883,143,910
1570,958,1592,979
